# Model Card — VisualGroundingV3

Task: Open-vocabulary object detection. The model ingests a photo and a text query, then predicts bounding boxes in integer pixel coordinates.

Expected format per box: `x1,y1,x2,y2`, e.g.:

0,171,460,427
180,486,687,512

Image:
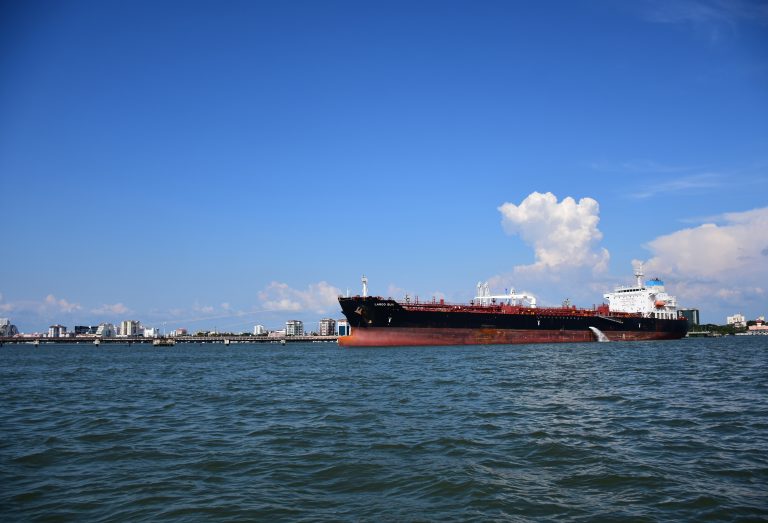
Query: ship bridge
603,266,679,320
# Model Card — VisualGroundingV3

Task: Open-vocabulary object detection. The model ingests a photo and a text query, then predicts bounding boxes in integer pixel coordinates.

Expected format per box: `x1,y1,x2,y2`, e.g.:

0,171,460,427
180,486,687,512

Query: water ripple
1,337,767,521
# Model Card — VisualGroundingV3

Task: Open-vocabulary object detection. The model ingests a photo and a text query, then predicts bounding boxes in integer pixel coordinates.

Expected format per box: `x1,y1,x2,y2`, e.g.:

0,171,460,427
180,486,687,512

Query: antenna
362,275,368,297
634,262,644,288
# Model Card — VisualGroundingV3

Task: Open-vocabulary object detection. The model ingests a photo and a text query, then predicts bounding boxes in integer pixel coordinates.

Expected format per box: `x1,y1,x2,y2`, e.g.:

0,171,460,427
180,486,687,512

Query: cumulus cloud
498,192,610,275
43,294,81,314
91,303,131,315
642,207,768,317
194,304,215,314
486,192,612,305
258,281,341,314
0,294,81,314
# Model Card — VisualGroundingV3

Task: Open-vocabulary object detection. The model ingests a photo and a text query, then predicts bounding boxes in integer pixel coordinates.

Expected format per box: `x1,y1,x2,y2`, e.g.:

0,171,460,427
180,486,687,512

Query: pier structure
0,335,339,346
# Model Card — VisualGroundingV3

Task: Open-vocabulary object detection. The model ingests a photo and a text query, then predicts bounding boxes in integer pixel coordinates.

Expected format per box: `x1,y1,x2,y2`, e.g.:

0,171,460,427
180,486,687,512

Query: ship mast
362,275,368,297
634,263,644,288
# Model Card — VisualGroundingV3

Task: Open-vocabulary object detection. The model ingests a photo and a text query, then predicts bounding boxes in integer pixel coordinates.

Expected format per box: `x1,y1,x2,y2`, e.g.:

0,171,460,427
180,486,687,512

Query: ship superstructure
474,282,537,307
603,266,679,320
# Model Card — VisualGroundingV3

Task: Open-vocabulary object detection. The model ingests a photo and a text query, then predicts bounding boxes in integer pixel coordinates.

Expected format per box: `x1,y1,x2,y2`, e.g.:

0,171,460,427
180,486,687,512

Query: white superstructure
475,282,537,308
603,266,679,319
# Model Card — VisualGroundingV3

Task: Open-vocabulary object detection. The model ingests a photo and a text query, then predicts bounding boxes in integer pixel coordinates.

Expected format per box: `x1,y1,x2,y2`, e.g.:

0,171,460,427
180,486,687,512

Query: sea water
1,337,766,521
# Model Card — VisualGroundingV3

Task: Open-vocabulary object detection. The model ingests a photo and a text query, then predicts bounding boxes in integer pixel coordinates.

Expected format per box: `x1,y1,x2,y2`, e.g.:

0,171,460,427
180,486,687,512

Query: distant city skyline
0,316,347,338
2,1,767,331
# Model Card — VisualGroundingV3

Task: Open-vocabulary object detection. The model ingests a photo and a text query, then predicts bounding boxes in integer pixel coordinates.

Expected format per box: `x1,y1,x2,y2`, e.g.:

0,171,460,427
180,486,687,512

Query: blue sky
1,0,767,332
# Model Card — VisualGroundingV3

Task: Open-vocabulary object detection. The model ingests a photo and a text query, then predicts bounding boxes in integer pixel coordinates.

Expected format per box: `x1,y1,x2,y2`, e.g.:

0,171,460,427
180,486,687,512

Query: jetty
0,335,339,346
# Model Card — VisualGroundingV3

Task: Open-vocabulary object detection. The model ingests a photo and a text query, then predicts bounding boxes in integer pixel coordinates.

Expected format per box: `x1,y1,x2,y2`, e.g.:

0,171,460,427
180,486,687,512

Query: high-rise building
253,324,267,335
119,320,142,337
679,309,700,326
285,320,304,336
0,318,19,337
143,327,160,338
727,313,746,327
48,325,67,338
337,319,350,336
95,323,117,338
319,318,336,336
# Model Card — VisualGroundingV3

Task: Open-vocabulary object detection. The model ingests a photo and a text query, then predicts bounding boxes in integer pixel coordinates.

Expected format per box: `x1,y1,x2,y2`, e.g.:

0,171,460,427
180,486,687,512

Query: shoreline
0,335,339,345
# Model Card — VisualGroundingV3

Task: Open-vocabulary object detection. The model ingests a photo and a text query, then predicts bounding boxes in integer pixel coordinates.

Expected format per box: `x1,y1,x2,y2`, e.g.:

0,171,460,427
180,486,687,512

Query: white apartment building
48,325,67,338
96,323,117,338
119,320,142,337
319,318,336,336
285,320,303,336
143,327,160,338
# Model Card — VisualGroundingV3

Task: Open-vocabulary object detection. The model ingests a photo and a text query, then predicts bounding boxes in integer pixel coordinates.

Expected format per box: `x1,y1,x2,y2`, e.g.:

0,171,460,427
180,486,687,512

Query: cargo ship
338,269,688,347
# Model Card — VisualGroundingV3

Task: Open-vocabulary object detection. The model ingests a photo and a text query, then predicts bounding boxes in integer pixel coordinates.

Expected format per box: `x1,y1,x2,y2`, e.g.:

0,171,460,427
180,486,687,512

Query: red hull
338,327,683,347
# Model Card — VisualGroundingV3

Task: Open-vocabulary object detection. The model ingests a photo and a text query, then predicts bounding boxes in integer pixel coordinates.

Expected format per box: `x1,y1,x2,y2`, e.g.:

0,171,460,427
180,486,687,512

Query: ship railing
399,301,647,318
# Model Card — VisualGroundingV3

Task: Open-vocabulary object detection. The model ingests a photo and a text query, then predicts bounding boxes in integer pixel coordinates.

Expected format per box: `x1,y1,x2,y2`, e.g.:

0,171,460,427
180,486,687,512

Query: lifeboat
655,300,666,308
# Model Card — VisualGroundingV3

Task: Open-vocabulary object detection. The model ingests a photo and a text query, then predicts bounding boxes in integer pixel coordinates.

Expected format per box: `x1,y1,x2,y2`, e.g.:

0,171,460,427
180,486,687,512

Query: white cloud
642,207,768,318
642,0,768,27
487,192,612,306
43,294,81,314
591,159,696,174
498,192,610,275
590,160,726,198
0,293,82,326
91,303,131,315
630,173,724,199
385,284,423,301
145,304,255,328
0,293,12,313
258,281,341,314
638,0,768,44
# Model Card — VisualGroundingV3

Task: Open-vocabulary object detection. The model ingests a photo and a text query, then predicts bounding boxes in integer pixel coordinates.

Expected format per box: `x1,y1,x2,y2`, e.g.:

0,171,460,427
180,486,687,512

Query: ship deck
395,300,642,319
